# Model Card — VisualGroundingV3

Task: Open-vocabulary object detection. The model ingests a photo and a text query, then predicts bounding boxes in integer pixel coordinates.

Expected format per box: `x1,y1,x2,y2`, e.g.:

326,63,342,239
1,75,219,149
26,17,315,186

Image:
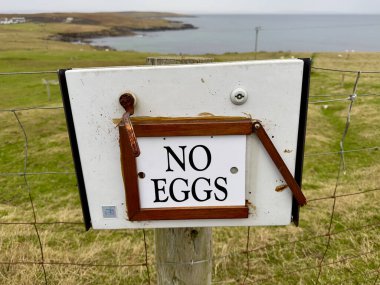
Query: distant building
0,17,26,24
12,17,26,23
0,18,9,24
65,17,74,23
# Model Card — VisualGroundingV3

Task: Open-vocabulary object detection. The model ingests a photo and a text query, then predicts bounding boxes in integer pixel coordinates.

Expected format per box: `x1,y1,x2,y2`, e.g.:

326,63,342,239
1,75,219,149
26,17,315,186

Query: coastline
0,11,197,50
49,21,197,48
51,23,196,42
52,23,197,51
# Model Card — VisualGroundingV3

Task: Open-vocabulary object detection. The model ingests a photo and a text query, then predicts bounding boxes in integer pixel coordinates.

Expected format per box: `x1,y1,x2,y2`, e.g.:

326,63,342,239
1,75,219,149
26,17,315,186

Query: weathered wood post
147,56,214,285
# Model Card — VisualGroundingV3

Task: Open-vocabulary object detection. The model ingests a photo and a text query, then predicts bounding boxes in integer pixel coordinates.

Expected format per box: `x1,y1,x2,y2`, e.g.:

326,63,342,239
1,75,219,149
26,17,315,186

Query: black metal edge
292,58,311,226
58,69,92,231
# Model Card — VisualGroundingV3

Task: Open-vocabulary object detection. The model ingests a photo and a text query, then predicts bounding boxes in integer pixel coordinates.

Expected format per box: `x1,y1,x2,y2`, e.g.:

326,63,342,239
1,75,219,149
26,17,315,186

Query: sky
1,0,380,14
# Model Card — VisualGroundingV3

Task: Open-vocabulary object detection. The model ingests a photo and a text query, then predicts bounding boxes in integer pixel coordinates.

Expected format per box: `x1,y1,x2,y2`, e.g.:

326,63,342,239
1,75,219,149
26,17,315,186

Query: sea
90,14,380,54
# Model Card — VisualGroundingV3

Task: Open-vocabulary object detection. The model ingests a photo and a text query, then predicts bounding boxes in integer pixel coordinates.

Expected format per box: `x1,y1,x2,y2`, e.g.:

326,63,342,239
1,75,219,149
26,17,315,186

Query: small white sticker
102,206,117,218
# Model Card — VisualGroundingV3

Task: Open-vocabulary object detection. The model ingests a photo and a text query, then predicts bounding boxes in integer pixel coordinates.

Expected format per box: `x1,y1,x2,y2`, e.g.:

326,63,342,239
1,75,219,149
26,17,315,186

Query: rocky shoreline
50,22,197,47
0,12,198,50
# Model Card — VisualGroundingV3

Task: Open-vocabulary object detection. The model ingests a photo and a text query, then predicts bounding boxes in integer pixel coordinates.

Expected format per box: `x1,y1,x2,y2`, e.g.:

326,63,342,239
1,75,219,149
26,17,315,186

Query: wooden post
155,228,212,285
42,79,51,101
147,56,213,285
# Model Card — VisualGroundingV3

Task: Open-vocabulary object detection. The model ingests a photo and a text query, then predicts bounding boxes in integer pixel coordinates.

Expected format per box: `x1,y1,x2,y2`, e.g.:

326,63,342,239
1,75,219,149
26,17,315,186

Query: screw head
119,92,137,114
230,88,248,105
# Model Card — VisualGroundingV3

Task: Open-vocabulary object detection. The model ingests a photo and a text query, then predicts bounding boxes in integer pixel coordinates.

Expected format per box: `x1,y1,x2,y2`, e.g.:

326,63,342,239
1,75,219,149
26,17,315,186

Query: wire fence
0,66,379,284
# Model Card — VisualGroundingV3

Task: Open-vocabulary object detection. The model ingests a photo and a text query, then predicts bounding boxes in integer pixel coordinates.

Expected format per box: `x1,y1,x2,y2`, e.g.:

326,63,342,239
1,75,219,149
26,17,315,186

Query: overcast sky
1,0,380,14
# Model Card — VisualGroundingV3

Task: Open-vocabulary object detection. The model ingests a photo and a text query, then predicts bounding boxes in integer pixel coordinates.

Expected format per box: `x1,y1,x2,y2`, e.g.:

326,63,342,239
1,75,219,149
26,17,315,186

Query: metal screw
230,88,248,105
254,123,260,129
119,92,137,114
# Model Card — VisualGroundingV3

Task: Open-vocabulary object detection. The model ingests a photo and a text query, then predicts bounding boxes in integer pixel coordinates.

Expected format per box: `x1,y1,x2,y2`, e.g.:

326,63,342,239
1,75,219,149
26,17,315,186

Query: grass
0,22,379,284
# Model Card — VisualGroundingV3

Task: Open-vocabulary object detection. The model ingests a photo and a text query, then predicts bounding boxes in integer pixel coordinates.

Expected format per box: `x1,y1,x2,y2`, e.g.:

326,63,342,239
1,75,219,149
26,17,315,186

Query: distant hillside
0,12,196,42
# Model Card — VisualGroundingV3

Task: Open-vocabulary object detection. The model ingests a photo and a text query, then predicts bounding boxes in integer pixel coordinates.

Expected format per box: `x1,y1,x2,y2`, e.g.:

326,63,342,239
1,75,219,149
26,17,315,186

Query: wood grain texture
119,119,250,221
132,206,249,221
119,125,141,219
131,116,253,137
155,227,212,285
252,121,307,206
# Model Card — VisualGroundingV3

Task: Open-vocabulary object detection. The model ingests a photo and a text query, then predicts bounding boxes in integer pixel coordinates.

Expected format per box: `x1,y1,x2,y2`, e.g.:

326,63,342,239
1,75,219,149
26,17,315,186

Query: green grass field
0,22,379,284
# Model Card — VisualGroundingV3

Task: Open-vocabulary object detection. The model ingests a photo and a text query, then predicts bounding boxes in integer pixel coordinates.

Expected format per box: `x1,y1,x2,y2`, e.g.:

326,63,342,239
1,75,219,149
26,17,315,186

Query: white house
0,17,26,25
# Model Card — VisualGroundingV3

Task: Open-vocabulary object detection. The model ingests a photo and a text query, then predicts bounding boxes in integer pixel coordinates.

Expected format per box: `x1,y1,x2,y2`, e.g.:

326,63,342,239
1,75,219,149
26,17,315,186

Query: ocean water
90,14,380,54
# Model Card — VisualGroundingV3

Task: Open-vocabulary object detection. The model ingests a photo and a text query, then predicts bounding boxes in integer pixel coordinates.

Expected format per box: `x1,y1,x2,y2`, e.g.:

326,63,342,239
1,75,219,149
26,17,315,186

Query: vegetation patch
0,24,379,284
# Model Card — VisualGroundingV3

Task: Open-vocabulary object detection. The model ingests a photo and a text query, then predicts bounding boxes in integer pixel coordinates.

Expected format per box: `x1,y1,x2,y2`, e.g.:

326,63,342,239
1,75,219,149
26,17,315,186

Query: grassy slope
0,12,193,42
0,23,379,284
0,12,187,26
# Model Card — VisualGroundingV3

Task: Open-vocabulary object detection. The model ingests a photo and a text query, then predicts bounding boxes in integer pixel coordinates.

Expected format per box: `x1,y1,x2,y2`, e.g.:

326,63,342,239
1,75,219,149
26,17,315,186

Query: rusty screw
119,93,136,115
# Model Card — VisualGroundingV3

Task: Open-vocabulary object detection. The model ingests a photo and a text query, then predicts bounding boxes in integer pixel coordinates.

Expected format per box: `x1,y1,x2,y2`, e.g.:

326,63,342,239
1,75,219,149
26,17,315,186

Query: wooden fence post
147,56,214,285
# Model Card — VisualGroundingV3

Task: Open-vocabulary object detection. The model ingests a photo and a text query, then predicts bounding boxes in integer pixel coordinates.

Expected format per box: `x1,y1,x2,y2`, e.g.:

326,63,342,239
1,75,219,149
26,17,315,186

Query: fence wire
0,66,379,284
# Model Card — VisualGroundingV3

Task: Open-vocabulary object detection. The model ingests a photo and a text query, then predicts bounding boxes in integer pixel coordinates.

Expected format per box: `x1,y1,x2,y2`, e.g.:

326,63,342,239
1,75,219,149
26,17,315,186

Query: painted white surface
64,59,304,229
137,135,246,208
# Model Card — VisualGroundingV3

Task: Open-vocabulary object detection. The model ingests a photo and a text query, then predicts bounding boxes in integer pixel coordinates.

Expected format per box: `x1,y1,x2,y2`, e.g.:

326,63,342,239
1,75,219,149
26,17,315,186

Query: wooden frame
119,117,252,221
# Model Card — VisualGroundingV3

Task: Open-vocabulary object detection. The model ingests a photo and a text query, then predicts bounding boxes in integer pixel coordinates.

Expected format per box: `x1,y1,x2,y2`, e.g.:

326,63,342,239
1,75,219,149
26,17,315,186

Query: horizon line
1,10,380,15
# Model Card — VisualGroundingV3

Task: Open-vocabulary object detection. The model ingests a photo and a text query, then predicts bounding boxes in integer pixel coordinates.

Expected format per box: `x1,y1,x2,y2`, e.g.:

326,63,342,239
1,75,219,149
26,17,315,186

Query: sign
59,59,311,229
137,135,246,209
118,116,253,221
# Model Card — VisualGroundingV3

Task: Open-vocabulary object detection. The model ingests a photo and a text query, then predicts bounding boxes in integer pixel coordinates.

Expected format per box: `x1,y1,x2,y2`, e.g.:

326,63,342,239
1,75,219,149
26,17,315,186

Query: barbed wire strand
309,93,380,103
0,171,75,177
312,67,380,74
305,146,379,157
0,221,83,225
309,97,351,104
12,110,48,284
310,93,380,98
0,71,57,76
308,187,380,202
0,106,63,112
0,260,146,267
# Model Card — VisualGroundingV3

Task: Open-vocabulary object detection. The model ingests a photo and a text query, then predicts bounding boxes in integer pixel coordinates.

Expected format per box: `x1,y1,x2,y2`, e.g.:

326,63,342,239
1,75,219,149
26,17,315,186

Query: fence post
42,79,51,101
146,56,213,285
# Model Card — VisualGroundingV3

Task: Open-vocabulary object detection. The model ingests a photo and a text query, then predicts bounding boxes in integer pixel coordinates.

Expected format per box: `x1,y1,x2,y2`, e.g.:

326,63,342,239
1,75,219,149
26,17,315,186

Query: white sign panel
60,59,309,229
137,135,246,209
